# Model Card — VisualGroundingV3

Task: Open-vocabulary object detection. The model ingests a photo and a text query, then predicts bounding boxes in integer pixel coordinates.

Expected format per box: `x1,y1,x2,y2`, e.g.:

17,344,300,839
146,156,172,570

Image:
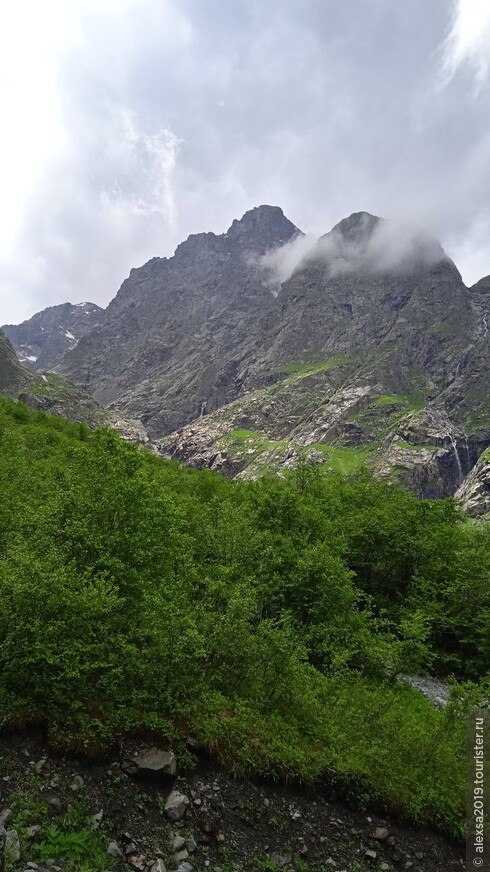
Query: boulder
131,748,177,781
269,853,292,869
150,861,166,872
107,841,123,859
164,790,190,822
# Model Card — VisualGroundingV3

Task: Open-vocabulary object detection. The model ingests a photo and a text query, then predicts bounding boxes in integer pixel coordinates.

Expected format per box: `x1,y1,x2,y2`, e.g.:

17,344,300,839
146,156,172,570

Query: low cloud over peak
256,211,456,292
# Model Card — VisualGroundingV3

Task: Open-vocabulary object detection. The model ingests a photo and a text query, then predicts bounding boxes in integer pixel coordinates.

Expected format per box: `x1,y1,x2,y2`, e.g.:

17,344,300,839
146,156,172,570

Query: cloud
2,0,490,323
255,212,450,295
101,109,181,225
263,214,450,285
440,0,490,86
255,233,317,295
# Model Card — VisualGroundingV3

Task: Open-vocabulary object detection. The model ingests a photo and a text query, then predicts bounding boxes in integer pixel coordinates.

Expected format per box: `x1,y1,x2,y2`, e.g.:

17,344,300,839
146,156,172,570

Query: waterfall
473,302,489,339
449,435,464,485
199,401,207,418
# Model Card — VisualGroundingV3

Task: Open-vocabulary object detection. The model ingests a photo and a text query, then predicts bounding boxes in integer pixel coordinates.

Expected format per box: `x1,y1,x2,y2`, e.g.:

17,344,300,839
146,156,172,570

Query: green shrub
0,397,486,835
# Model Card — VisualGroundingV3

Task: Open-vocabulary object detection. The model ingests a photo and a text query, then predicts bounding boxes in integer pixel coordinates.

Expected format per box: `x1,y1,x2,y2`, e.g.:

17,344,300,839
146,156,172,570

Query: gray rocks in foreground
165,790,190,822
131,748,177,780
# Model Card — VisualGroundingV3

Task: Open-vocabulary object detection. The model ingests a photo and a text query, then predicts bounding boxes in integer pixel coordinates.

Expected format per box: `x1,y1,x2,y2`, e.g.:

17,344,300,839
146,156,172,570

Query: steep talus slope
57,206,490,502
3,301,103,371
60,206,300,434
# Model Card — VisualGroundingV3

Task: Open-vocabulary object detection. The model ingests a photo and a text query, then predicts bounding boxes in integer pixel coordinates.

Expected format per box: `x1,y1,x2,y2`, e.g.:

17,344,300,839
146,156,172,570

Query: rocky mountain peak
310,211,451,278
226,205,301,253
171,206,301,266
173,231,225,265
2,302,103,372
328,211,382,244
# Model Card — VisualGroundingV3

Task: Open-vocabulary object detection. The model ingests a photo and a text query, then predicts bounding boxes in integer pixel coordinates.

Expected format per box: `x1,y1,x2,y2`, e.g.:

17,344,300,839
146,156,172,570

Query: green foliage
0,397,487,836
35,826,111,871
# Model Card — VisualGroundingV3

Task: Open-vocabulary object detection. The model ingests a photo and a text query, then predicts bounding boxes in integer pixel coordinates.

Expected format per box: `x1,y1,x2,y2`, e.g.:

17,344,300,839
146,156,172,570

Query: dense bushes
0,398,488,834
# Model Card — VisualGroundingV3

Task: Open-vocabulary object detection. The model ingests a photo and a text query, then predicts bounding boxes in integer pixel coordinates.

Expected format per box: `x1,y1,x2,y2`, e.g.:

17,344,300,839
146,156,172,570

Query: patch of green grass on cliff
311,443,373,473
424,322,446,335
222,428,288,461
396,439,439,453
372,393,428,412
463,401,490,434
373,394,406,406
222,428,267,456
269,356,355,381
231,428,262,440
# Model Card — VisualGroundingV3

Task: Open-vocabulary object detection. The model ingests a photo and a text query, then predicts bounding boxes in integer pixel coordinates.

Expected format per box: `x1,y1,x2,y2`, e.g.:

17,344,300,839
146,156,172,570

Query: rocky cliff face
0,329,36,394
456,449,490,518
3,302,103,372
46,206,490,501
59,205,300,435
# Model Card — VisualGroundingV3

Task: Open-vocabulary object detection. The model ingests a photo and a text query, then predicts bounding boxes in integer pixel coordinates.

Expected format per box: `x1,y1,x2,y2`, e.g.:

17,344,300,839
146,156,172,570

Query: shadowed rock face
0,330,35,393
3,302,103,373
59,206,301,435
36,205,490,501
456,450,490,518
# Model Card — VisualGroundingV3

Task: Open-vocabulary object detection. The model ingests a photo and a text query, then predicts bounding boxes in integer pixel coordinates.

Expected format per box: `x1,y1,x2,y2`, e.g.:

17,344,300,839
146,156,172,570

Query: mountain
0,329,36,394
49,206,490,513
2,301,103,372
0,324,107,427
59,205,299,435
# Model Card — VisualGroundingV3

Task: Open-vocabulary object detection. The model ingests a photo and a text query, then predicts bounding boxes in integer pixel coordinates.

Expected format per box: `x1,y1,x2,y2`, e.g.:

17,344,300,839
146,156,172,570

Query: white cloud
255,233,316,294
440,0,490,85
0,0,77,259
446,214,490,286
102,109,181,225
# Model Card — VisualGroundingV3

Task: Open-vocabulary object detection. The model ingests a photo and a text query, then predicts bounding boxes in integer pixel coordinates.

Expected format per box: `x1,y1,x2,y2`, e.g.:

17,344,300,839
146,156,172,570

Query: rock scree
0,732,464,872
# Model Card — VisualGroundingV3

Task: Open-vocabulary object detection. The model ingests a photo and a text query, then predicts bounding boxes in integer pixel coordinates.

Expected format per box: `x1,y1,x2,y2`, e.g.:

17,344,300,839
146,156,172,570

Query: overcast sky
1,0,490,323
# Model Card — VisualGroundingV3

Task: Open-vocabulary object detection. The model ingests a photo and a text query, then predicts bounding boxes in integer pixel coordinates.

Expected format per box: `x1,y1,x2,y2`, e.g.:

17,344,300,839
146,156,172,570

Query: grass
311,443,373,473
424,323,446,335
269,356,355,379
396,438,439,453
372,392,428,412
222,429,288,462
8,791,112,872
226,432,374,477
373,394,406,406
